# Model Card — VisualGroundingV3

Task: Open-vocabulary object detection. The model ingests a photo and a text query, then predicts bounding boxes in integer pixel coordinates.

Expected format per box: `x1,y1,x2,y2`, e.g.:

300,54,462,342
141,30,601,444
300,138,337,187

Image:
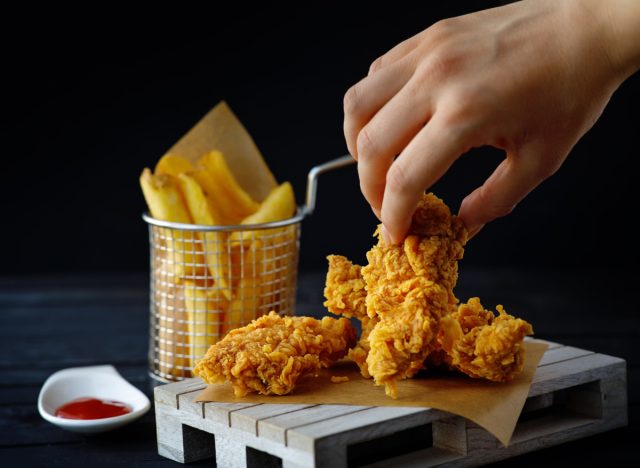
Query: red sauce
55,397,132,420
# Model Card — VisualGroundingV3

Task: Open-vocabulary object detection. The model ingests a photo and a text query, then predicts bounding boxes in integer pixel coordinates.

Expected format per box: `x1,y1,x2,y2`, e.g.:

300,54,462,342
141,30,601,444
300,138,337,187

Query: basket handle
303,155,356,216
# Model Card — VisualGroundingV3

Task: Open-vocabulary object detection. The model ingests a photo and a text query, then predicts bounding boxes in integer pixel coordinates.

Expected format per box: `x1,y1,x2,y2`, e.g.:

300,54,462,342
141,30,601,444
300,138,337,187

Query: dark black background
4,1,639,275
3,5,639,465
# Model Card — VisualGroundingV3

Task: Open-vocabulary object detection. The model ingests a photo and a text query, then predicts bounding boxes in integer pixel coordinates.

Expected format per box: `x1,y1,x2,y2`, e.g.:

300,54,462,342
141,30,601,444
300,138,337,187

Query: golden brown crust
347,314,378,379
437,298,533,382
193,312,356,396
360,194,467,396
324,193,533,398
324,255,376,379
323,255,367,319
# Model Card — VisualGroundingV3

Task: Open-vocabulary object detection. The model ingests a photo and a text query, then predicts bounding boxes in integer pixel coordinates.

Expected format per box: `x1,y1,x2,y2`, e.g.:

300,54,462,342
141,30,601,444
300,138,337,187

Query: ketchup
55,397,132,420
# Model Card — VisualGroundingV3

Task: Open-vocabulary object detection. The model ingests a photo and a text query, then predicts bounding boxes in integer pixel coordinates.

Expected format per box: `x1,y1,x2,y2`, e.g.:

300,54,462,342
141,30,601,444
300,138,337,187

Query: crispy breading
324,193,533,398
347,314,378,378
324,255,367,319
360,194,467,396
324,255,373,377
437,298,533,382
193,312,356,396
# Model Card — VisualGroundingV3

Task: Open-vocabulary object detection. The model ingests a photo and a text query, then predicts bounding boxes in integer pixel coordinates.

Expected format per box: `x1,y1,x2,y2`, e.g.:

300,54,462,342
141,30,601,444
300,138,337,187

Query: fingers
458,146,558,235
380,114,470,244
344,59,414,159
357,79,434,214
368,32,423,75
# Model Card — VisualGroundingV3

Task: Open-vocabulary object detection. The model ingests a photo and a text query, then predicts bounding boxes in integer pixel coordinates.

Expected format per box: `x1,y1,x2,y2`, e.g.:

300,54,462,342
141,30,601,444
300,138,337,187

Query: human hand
344,0,640,242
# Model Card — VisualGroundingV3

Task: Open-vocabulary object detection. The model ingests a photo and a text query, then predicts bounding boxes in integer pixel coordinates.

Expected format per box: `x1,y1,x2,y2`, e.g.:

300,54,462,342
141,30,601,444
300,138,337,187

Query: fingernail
381,225,391,245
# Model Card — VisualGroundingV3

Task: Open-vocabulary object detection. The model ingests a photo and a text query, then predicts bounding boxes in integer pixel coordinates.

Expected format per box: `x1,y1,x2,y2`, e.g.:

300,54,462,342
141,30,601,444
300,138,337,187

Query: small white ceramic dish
38,365,151,434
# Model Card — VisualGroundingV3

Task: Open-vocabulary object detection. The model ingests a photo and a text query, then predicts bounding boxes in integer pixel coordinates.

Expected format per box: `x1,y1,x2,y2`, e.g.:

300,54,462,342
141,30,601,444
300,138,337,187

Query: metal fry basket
143,155,354,382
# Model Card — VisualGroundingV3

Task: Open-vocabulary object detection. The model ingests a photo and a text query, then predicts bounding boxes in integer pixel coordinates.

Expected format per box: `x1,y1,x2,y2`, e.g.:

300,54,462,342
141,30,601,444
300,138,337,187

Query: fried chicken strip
324,193,533,398
193,312,356,396
438,298,533,382
362,194,467,396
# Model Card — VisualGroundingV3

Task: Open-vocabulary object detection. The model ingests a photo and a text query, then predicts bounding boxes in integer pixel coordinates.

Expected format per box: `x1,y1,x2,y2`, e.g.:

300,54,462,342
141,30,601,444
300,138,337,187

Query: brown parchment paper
167,101,277,202
196,340,547,446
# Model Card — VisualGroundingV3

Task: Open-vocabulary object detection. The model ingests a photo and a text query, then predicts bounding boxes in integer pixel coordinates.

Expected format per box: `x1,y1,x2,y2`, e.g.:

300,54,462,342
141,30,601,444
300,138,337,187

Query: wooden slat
530,353,625,397
287,407,435,453
362,446,464,468
155,379,206,408
230,404,315,436
521,393,554,414
538,346,594,367
510,412,596,445
432,417,467,455
177,389,206,418
154,340,628,467
258,404,371,445
204,402,262,426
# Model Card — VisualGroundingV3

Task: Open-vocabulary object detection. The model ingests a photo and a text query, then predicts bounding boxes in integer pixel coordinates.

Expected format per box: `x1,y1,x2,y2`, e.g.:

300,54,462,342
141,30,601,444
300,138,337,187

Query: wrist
598,0,640,80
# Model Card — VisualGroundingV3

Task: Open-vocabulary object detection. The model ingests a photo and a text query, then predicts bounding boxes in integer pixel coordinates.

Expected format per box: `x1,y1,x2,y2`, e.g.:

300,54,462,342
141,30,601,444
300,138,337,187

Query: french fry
155,153,195,177
177,173,232,300
140,168,191,223
230,181,296,244
140,168,206,279
184,280,227,370
142,102,298,380
188,169,238,225
199,150,260,221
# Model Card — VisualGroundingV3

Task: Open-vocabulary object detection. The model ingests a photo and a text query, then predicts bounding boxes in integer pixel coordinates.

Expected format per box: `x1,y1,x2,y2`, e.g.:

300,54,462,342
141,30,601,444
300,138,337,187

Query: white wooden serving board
154,339,627,467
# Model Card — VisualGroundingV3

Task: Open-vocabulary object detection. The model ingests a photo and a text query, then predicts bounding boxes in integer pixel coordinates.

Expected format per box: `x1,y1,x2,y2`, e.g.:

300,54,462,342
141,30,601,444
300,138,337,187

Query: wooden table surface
1,268,638,467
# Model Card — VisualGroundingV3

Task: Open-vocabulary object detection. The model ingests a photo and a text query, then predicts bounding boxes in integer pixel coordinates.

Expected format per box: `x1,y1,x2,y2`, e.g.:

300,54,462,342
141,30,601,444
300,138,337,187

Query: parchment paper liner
197,340,548,445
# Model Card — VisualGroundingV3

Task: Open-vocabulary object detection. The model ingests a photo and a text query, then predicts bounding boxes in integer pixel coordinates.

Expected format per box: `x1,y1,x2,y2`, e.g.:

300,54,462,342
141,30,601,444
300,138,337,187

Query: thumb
458,148,557,234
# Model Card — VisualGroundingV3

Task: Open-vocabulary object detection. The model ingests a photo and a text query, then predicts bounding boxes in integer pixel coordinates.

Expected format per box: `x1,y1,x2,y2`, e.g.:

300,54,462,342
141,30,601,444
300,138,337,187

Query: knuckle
356,127,376,160
441,101,474,128
476,185,515,220
368,56,384,75
438,89,487,134
416,21,464,81
415,47,464,88
418,49,450,81
386,162,412,195
522,146,566,181
343,84,361,115
428,18,455,40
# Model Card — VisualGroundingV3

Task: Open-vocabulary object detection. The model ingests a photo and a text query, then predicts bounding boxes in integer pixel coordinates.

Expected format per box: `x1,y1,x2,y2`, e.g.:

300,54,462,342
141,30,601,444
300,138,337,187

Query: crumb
330,376,349,383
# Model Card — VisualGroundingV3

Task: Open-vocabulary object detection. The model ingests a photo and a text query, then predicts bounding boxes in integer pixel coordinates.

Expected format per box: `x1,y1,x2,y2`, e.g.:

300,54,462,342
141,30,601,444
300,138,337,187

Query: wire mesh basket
144,155,354,382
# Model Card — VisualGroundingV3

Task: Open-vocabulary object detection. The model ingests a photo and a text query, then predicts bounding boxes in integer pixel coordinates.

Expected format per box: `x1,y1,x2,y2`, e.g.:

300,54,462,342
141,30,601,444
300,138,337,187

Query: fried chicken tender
361,194,467,396
324,255,375,377
324,193,533,398
193,312,356,396
437,298,533,381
